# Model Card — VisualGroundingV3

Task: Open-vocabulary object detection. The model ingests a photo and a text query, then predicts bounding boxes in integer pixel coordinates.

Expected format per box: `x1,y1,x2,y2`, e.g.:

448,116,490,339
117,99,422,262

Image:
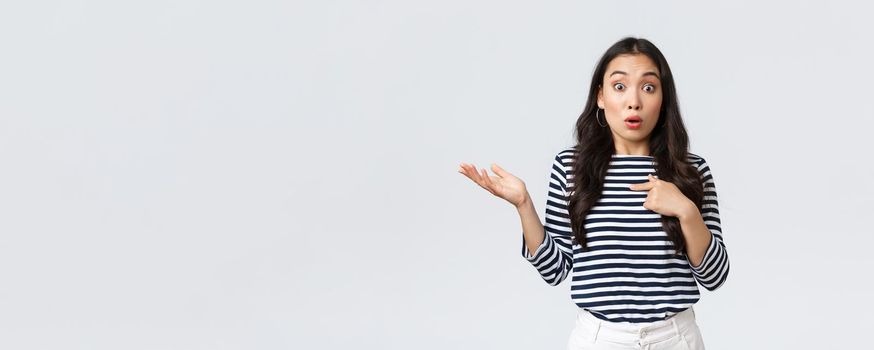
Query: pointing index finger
629,180,655,191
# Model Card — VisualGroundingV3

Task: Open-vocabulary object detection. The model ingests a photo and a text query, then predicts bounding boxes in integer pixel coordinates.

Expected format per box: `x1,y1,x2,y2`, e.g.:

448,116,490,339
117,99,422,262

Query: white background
1,1,872,349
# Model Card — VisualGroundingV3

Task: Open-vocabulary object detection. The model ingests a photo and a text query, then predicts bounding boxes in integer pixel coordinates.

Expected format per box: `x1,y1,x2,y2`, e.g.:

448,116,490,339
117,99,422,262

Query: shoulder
556,146,578,162
686,152,717,184
549,146,577,182
552,146,579,169
686,152,709,170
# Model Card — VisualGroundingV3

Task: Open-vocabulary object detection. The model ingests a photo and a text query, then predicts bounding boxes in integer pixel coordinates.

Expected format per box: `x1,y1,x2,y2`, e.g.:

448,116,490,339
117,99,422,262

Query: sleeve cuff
522,231,552,262
689,233,717,273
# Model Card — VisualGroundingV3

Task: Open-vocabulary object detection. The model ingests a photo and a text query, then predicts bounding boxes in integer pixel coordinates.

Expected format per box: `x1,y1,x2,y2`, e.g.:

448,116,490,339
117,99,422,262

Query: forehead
604,54,658,78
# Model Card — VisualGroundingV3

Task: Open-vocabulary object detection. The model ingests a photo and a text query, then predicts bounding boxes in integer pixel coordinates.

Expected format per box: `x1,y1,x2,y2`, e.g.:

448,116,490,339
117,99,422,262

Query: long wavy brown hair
568,37,704,256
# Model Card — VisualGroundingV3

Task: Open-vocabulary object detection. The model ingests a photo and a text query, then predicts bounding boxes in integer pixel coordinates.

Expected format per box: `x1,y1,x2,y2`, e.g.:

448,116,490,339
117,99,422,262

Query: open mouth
624,116,642,129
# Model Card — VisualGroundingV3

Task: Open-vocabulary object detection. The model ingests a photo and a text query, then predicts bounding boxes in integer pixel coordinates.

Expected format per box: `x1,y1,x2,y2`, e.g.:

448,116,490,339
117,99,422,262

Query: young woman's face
597,53,663,146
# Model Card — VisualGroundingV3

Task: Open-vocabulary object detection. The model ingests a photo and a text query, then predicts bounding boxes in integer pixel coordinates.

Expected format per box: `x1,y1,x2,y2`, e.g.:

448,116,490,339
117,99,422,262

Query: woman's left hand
628,174,697,219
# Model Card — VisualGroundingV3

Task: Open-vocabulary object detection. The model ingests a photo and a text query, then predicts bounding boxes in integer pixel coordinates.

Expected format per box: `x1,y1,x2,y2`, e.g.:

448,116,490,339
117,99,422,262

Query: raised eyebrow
608,70,661,80
642,71,661,80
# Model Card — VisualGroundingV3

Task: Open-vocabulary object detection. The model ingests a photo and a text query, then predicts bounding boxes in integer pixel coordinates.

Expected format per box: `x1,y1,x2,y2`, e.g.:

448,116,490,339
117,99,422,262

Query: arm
520,153,574,286
679,157,730,291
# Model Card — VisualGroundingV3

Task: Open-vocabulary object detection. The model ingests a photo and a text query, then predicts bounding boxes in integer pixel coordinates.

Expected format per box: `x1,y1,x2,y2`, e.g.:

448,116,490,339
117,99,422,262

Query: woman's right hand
458,162,530,208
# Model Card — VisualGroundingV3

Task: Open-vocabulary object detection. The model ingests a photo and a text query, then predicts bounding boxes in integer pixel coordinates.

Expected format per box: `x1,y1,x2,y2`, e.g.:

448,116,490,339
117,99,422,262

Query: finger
483,169,496,189
458,163,469,177
468,164,481,181
463,164,492,192
480,168,497,193
459,163,474,179
629,181,655,191
482,172,494,191
462,164,485,186
491,163,509,178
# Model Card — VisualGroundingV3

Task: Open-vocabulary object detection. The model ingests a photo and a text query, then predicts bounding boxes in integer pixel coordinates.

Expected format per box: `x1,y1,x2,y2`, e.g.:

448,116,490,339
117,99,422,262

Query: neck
614,145,651,156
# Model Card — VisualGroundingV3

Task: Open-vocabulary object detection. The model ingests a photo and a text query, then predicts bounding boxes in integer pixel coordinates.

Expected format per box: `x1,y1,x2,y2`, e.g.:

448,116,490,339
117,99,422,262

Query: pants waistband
575,307,697,345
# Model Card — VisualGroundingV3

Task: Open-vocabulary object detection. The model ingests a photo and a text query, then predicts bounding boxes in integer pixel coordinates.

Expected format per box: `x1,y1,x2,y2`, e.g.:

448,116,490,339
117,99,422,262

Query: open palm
458,162,528,207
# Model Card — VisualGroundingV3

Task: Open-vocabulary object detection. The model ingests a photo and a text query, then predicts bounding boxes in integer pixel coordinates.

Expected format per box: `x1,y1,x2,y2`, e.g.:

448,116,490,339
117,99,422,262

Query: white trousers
566,307,705,350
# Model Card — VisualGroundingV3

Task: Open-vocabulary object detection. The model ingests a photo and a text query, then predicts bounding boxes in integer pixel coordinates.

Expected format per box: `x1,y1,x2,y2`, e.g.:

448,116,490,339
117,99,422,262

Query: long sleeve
521,152,574,286
688,157,730,291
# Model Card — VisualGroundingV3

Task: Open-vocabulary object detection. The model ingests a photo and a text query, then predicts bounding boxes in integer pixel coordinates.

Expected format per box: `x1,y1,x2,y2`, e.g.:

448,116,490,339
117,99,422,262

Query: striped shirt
521,147,729,324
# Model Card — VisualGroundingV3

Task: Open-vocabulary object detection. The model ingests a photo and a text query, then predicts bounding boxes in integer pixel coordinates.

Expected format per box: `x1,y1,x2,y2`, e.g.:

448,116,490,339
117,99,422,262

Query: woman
458,37,729,350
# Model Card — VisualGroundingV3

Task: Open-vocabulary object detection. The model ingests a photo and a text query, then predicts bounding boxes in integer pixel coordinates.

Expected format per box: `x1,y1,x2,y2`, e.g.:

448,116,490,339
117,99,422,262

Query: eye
613,82,625,91
643,83,656,93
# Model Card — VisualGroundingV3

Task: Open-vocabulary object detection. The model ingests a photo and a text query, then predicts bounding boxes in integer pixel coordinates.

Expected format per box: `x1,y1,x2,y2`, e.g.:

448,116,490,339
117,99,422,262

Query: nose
627,90,642,110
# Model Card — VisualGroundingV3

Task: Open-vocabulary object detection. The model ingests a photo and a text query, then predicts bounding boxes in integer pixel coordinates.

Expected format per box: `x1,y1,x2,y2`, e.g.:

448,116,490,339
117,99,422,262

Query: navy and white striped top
521,147,729,324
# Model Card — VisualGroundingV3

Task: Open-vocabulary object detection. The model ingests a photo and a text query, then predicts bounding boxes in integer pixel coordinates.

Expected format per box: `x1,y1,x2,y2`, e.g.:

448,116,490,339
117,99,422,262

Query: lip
624,116,642,130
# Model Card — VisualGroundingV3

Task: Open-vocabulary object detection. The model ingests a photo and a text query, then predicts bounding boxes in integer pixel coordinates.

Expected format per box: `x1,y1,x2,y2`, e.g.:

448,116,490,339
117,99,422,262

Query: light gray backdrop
0,1,872,349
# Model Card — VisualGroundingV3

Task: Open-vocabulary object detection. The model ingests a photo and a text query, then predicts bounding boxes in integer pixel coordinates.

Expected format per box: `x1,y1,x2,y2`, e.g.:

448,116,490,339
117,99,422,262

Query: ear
596,84,604,109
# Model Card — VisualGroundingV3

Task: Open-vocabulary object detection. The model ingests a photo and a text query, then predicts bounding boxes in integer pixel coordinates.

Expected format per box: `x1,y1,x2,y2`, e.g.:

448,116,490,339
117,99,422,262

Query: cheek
647,94,663,113
604,93,624,109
